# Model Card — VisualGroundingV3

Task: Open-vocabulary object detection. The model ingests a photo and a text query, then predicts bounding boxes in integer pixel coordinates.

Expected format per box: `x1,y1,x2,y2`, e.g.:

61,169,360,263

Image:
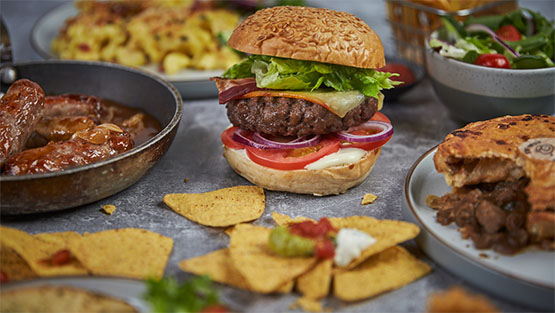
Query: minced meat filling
427,178,531,255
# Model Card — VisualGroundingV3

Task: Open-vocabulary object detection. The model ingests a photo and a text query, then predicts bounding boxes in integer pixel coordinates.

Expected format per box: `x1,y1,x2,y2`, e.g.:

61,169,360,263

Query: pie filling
427,177,554,254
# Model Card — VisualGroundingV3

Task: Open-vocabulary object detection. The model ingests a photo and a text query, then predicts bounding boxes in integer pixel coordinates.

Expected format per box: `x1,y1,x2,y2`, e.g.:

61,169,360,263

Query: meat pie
429,114,555,254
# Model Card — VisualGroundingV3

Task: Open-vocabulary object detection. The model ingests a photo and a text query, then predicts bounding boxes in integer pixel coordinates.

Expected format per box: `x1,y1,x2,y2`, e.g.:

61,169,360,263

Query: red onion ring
465,24,520,58
252,133,321,149
232,129,272,150
335,121,393,143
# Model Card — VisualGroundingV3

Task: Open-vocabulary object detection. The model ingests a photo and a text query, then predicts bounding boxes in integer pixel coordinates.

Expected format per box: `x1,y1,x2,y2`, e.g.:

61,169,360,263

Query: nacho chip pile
163,186,265,227
179,213,432,311
0,226,173,282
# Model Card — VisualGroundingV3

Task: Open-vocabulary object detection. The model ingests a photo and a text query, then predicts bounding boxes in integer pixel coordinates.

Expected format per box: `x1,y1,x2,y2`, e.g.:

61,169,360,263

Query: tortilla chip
361,193,378,205
328,216,420,270
179,248,293,293
0,245,37,282
0,226,87,276
271,212,314,226
34,231,82,246
289,297,325,313
296,259,332,300
69,228,173,279
163,186,265,227
0,286,137,313
229,224,317,293
101,204,117,215
224,227,234,237
333,246,431,301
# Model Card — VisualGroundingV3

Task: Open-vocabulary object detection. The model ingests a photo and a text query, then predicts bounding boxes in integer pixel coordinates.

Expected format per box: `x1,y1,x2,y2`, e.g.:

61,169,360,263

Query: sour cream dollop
334,228,376,267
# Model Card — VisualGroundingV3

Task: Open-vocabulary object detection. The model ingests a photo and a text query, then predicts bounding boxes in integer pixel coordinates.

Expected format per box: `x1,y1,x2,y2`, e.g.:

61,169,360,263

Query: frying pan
0,60,182,214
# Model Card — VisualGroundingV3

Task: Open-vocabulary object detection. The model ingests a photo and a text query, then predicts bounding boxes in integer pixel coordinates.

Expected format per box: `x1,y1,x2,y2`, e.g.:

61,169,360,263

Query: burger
211,6,399,196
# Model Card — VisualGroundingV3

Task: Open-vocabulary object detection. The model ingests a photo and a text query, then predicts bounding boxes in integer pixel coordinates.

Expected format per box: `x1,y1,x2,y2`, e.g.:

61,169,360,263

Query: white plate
402,147,555,311
30,2,220,99
1,277,149,312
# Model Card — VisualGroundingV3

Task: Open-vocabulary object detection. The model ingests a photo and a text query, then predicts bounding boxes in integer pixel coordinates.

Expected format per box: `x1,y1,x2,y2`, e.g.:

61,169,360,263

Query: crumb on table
101,204,117,215
361,193,378,205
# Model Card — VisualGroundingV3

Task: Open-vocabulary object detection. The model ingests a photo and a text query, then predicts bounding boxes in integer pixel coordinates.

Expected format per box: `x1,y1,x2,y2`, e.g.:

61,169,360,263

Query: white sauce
304,148,366,170
334,228,376,267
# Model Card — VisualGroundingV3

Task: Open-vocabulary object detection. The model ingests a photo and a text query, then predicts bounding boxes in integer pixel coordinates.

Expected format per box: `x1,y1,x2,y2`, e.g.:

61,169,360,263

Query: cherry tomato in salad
495,25,522,42
245,137,340,170
377,63,415,85
474,54,511,69
339,112,393,151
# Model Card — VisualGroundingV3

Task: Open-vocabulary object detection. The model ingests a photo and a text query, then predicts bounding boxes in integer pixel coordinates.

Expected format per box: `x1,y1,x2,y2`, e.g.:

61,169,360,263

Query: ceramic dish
425,31,555,122
402,146,555,311
30,2,220,99
0,277,148,312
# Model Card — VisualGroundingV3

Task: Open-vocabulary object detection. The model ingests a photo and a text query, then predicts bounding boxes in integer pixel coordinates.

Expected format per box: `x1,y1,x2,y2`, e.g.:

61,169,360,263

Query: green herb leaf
143,276,221,313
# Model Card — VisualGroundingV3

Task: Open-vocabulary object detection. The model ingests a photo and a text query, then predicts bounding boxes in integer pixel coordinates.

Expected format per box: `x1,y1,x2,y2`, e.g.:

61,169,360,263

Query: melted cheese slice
240,91,383,118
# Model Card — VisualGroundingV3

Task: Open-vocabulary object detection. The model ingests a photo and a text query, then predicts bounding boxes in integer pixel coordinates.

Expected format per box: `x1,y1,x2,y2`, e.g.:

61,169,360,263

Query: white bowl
425,32,555,122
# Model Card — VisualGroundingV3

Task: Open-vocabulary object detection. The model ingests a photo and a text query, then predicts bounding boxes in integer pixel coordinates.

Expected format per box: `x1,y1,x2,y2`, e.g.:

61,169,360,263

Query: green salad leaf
223,55,398,98
434,8,554,68
143,276,221,313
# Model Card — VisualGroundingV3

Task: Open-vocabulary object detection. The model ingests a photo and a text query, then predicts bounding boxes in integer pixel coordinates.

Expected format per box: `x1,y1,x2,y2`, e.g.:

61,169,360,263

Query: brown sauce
99,99,162,146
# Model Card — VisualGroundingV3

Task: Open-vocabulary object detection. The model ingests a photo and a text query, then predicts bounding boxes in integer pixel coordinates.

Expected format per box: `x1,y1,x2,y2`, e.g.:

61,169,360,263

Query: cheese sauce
304,148,367,170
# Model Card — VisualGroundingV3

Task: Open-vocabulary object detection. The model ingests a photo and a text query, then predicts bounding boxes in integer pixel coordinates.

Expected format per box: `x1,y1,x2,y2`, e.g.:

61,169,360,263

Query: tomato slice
221,126,245,150
246,137,340,170
495,25,522,42
339,112,393,151
369,111,391,123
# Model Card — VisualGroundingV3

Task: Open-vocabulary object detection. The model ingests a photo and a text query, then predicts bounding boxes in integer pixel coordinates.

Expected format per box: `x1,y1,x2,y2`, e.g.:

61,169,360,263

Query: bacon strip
210,77,260,104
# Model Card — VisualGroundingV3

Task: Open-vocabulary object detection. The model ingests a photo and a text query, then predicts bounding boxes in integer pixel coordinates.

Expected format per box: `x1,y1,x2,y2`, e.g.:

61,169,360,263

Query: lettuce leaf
223,55,398,98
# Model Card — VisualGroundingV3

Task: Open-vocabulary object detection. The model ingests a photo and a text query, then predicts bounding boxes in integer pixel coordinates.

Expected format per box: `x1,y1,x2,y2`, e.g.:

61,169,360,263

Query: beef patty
226,96,378,137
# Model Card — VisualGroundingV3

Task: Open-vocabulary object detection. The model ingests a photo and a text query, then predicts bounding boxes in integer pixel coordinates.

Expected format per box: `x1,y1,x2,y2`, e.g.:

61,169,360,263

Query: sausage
0,79,45,168
25,94,103,148
36,116,97,142
44,94,103,122
3,123,133,175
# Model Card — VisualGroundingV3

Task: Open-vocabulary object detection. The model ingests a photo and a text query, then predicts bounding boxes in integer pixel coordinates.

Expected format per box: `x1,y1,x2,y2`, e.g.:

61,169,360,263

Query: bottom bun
223,146,381,196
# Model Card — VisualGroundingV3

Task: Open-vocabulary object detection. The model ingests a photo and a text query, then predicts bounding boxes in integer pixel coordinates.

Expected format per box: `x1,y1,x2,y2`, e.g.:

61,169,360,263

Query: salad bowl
426,46,555,122
425,9,555,122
